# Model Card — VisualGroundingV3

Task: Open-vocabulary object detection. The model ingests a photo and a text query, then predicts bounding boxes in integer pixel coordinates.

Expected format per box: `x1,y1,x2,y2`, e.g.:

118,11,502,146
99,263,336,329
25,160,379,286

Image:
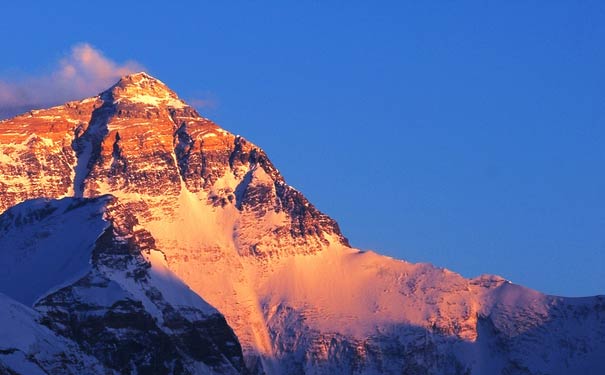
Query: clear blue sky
2,1,604,296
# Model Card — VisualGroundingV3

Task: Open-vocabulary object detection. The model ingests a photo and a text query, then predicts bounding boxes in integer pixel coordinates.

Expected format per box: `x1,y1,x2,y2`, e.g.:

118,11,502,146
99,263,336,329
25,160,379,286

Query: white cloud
0,43,144,118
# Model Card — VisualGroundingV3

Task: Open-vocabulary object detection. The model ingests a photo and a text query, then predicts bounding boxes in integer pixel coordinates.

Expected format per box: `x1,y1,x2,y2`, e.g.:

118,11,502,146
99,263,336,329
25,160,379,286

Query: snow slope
0,196,110,306
255,247,605,374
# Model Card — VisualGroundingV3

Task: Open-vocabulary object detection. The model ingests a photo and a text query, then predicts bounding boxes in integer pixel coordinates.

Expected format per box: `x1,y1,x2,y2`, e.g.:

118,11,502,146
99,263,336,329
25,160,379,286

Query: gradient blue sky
1,1,603,296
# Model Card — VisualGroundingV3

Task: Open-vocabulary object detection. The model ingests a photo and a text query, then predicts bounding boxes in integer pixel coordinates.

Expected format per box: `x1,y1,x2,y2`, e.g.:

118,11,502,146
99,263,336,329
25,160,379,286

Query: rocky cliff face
1,73,604,374
0,73,347,253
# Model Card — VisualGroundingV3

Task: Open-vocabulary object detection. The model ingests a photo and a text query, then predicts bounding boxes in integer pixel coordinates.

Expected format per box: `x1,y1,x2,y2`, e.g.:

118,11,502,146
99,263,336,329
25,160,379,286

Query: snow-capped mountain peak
102,71,188,109
1,74,604,374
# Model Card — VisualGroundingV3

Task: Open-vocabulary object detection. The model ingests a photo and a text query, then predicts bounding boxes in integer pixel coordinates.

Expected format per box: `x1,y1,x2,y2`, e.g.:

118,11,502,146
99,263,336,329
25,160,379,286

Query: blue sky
1,1,604,296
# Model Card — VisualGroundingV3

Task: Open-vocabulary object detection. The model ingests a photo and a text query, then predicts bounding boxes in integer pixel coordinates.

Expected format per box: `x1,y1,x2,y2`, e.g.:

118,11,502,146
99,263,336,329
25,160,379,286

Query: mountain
1,72,604,374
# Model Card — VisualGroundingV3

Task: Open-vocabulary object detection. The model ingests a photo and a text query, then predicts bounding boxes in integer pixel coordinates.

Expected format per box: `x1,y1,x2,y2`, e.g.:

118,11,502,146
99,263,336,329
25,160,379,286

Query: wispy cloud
0,43,144,119
188,97,219,110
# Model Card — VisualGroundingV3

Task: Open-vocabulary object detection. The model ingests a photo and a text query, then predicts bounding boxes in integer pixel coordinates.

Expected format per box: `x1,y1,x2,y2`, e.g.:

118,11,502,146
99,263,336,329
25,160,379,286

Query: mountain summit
1,73,604,374
107,72,180,98
102,72,188,108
